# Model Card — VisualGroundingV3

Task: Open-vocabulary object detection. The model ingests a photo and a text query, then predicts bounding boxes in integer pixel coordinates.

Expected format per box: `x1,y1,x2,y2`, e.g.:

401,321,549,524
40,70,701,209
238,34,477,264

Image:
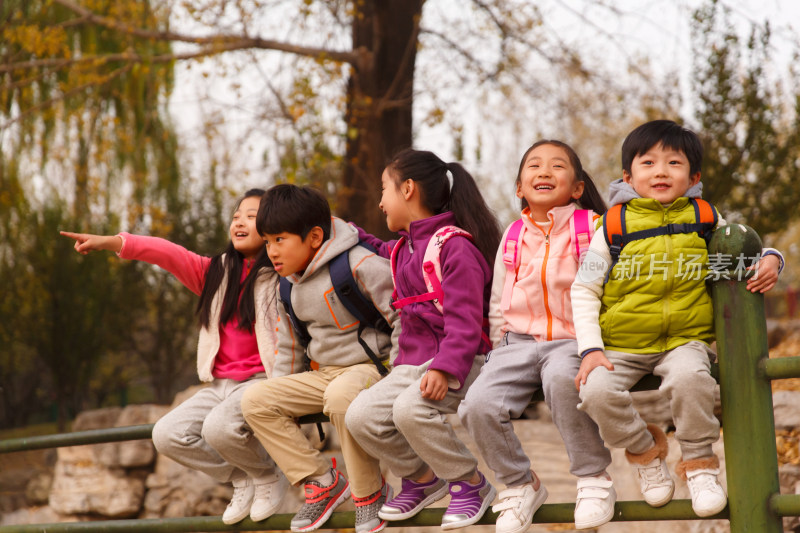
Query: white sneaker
223,478,255,524
574,475,616,529
632,457,674,507
686,468,727,517
251,471,289,522
492,476,548,533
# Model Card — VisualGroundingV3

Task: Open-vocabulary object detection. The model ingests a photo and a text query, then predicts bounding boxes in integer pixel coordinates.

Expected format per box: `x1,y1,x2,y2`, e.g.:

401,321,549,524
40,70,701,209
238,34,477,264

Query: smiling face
229,195,265,260
516,143,584,221
379,168,412,232
623,142,701,205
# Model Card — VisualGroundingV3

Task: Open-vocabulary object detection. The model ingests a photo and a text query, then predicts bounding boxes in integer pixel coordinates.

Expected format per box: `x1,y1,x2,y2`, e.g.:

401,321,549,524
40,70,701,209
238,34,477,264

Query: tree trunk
339,0,423,238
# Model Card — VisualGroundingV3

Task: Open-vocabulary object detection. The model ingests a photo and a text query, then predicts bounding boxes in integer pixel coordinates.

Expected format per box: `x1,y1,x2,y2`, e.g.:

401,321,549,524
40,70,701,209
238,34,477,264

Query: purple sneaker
441,472,497,530
378,476,448,521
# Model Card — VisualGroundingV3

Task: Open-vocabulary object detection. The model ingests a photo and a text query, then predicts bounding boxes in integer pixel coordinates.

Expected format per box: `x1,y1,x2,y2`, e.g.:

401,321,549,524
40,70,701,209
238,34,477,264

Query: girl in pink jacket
458,141,613,532
61,189,285,525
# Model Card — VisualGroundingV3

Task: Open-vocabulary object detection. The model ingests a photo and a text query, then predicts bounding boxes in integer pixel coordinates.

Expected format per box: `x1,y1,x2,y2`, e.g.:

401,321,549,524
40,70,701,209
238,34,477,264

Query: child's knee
151,417,173,454
240,381,276,420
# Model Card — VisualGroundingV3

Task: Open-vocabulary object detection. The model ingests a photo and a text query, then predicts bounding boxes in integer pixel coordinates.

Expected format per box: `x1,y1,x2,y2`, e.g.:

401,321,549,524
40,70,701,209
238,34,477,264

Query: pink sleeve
117,233,210,295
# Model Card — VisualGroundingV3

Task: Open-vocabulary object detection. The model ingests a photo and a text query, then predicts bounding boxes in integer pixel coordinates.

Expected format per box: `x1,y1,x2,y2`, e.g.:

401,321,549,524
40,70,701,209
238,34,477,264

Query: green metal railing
2,226,800,531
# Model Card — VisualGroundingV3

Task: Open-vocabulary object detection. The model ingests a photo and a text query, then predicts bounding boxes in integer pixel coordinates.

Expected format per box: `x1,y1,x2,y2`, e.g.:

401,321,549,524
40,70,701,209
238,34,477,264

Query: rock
25,472,52,505
48,458,145,517
0,505,70,527
95,404,169,468
773,390,800,430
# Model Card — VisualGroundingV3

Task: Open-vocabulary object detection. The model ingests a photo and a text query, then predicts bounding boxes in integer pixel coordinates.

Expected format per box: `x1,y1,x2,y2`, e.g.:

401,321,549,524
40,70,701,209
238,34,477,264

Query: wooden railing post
710,224,782,532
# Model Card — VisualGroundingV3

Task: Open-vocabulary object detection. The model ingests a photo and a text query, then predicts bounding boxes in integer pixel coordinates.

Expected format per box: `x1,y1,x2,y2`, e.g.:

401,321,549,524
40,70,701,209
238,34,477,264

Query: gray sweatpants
345,356,484,482
152,375,277,483
459,333,611,487
577,341,719,460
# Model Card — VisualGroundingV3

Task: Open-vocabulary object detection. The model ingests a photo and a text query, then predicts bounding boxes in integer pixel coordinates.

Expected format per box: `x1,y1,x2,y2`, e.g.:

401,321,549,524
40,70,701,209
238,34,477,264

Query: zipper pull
545,234,550,245
407,238,414,254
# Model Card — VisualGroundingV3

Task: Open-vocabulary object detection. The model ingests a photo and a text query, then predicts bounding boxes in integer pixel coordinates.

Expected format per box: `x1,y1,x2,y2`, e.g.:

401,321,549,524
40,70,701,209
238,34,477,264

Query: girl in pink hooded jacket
458,141,613,533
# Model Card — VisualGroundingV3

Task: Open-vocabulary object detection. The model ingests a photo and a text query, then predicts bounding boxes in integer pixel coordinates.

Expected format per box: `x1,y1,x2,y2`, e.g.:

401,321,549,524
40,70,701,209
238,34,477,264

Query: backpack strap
571,209,593,263
392,226,472,313
280,243,391,377
499,219,524,311
279,278,311,347
602,199,719,284
329,244,391,376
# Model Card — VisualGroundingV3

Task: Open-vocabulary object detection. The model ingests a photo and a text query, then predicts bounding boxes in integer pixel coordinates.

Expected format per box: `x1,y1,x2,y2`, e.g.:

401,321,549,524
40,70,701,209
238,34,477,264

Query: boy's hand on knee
746,254,780,293
574,350,614,391
420,369,448,401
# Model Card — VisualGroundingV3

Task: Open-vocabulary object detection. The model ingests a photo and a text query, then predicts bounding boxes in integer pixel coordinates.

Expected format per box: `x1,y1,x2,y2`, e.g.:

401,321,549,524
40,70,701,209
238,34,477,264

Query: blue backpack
278,243,392,376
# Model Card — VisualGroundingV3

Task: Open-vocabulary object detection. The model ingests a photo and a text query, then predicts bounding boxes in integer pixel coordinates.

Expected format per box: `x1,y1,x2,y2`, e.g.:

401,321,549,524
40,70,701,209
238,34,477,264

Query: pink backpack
390,225,472,312
499,209,594,311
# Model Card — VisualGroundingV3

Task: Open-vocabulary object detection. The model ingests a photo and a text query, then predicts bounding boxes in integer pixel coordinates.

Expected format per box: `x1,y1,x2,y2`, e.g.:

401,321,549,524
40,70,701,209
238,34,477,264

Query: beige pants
241,364,383,497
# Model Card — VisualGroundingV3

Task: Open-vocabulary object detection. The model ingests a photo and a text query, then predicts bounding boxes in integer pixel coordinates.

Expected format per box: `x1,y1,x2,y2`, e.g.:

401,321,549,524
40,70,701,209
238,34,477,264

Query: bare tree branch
51,0,360,65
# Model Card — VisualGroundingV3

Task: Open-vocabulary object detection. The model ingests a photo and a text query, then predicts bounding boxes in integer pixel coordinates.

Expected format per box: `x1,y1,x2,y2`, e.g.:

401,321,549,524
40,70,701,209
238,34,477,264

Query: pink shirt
212,262,264,380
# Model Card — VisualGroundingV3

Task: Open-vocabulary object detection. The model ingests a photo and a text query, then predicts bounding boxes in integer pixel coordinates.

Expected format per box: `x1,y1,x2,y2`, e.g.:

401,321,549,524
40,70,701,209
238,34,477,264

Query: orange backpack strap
691,198,719,243
602,204,626,283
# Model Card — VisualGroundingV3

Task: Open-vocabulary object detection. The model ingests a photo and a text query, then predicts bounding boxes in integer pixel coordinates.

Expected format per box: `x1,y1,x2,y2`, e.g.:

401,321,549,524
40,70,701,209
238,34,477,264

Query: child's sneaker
573,474,616,529
631,457,674,506
441,472,497,530
250,470,289,522
685,469,727,516
677,456,727,517
625,424,673,507
290,461,350,532
378,476,448,521
492,471,548,533
222,478,254,524
353,480,394,533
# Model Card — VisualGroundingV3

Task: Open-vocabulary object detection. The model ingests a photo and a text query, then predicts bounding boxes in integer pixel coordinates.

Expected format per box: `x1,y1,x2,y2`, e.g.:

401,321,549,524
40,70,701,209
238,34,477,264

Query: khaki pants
241,364,383,497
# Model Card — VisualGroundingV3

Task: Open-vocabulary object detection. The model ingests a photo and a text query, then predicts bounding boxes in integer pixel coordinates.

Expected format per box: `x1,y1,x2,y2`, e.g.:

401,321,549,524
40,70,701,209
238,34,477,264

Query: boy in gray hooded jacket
241,184,400,533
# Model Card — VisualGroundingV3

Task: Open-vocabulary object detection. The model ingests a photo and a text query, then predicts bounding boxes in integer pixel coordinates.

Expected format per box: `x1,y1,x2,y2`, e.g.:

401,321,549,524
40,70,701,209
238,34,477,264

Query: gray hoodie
273,217,400,377
607,178,705,207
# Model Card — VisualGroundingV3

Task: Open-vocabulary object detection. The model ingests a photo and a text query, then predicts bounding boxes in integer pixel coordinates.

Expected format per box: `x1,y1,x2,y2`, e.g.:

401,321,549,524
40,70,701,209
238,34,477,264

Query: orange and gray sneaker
290,459,351,532
353,479,394,533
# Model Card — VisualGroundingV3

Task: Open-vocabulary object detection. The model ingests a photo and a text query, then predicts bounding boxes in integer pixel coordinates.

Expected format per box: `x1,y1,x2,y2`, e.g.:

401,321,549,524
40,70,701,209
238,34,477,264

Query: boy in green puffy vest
570,119,783,518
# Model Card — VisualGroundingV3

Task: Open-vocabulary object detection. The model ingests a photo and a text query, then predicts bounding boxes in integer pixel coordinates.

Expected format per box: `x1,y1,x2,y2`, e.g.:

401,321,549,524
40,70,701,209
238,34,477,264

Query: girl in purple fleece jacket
346,148,502,530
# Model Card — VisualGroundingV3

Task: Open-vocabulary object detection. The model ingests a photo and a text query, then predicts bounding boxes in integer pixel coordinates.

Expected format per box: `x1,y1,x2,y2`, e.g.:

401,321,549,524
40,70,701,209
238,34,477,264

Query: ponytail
445,162,502,265
577,170,607,215
197,188,271,331
386,149,501,266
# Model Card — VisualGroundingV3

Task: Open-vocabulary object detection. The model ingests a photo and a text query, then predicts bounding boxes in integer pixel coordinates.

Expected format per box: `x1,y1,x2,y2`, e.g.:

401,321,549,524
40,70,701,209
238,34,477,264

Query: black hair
515,140,607,215
385,148,501,266
621,119,703,176
256,183,331,241
197,188,272,331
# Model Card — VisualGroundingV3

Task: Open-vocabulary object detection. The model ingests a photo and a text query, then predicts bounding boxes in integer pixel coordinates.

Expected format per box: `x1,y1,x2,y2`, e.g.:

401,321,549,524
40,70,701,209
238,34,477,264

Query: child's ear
690,171,701,186
307,226,325,249
622,170,632,184
571,180,585,200
515,181,524,199
402,179,415,200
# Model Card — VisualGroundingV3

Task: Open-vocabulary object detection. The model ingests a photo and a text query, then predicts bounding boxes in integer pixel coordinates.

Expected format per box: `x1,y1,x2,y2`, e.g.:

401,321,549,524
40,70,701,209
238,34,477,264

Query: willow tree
0,0,205,427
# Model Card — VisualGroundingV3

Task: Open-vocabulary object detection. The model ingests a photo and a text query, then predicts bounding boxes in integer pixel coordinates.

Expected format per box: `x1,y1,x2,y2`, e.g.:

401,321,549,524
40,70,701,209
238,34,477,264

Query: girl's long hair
197,189,271,331
386,149,501,265
515,140,607,215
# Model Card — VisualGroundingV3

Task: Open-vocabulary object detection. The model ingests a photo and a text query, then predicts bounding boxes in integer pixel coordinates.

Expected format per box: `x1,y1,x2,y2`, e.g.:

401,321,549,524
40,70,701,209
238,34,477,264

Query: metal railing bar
0,500,729,532
762,355,800,381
